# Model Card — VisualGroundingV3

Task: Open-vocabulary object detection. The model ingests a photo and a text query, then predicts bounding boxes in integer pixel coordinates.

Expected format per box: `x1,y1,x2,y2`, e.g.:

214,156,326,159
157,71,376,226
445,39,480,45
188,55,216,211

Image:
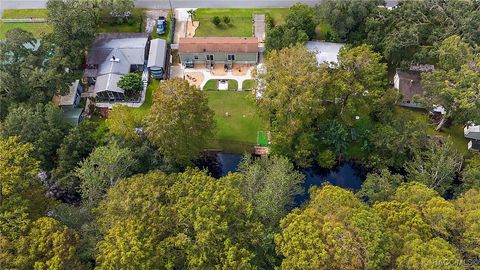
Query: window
206,54,214,61
194,55,199,60
227,54,235,61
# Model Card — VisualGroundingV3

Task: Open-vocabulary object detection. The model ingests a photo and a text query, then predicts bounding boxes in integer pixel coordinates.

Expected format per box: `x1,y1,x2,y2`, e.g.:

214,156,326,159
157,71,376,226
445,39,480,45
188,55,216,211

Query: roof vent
110,55,120,62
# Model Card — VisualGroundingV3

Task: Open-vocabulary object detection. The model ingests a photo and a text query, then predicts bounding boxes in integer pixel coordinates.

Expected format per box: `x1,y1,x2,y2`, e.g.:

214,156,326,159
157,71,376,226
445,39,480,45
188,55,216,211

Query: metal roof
59,80,80,106
94,74,124,94
147,38,167,68
305,41,344,65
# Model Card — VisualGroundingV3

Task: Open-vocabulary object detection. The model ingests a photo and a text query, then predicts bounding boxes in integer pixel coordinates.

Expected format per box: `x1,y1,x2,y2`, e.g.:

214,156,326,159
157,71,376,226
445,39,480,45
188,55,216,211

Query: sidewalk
184,66,255,91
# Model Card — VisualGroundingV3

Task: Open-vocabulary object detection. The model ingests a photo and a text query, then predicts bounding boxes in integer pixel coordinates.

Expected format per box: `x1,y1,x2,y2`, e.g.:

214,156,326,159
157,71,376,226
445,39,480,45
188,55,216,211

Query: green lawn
206,91,268,152
396,106,469,155
0,22,52,39
2,9,48,19
228,80,238,91
203,79,218,90
97,9,145,33
194,8,288,37
242,79,254,90
128,80,159,119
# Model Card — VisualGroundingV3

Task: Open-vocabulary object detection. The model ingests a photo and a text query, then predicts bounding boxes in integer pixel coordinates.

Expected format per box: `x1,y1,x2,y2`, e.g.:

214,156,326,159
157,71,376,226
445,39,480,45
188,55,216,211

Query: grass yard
203,79,218,90
0,22,52,39
97,8,145,33
127,80,159,119
2,9,48,19
228,80,238,91
206,91,268,152
194,8,288,37
242,80,254,90
396,106,469,155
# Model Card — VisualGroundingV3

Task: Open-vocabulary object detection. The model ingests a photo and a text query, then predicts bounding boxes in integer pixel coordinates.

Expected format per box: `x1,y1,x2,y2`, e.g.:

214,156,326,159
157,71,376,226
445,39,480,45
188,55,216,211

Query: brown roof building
178,37,259,53
394,70,425,106
178,37,259,68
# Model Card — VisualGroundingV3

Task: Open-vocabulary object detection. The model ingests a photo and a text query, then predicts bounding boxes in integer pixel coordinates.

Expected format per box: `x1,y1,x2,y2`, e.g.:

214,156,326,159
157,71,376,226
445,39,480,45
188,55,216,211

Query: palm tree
187,9,196,26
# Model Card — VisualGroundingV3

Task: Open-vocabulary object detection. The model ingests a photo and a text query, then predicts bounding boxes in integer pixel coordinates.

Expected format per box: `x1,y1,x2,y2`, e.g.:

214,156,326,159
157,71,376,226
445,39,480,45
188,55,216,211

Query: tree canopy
95,169,266,269
145,78,215,166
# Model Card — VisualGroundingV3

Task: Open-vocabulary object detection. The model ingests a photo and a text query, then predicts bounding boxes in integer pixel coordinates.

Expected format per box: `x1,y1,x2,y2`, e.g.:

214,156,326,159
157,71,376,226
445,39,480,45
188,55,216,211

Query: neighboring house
464,124,480,151
56,80,84,126
378,0,399,10
393,65,444,114
84,33,149,102
147,38,167,79
178,37,259,69
305,41,344,66
59,80,83,109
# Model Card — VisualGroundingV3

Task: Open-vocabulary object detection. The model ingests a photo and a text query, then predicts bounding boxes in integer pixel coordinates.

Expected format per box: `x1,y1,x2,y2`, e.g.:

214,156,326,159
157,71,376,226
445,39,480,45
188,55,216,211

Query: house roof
465,125,480,140
178,37,259,53
305,41,344,65
86,33,148,65
395,70,426,101
85,33,148,95
94,74,124,94
147,38,167,68
59,80,80,106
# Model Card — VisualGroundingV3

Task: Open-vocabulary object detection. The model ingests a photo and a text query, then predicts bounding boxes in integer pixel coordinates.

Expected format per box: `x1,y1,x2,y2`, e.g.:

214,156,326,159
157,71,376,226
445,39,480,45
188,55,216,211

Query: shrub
223,16,231,25
212,16,221,26
118,72,142,97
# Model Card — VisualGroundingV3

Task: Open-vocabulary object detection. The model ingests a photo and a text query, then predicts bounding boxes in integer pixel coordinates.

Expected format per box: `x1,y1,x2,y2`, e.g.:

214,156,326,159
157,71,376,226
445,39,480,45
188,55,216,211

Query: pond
199,153,365,206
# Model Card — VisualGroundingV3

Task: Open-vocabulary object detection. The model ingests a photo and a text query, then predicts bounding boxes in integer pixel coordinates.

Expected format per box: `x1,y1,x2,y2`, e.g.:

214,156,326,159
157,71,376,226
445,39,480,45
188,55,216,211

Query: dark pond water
199,153,365,206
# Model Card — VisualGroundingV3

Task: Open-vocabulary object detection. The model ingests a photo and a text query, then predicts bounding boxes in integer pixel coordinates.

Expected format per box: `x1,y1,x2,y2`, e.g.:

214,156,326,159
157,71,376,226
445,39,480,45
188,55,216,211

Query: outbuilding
147,38,167,79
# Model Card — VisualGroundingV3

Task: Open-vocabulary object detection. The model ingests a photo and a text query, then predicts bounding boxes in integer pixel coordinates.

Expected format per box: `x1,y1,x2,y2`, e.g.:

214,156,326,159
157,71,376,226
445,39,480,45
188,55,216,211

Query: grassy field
0,22,52,39
2,9,48,19
194,8,288,37
206,91,267,152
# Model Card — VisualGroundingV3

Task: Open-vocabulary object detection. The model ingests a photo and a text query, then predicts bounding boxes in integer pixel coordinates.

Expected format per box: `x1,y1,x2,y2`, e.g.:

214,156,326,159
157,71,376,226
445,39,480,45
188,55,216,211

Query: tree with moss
75,142,136,205
145,78,214,166
357,169,403,204
235,155,304,229
95,169,265,269
405,141,462,195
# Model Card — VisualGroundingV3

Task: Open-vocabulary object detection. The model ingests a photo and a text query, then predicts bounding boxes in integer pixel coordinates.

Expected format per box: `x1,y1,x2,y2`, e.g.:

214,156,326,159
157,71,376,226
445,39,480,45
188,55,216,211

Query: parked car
157,16,167,35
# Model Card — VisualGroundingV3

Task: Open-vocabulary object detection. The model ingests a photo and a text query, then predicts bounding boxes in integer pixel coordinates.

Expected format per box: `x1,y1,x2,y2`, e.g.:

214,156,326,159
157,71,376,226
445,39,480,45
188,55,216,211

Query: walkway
184,66,254,90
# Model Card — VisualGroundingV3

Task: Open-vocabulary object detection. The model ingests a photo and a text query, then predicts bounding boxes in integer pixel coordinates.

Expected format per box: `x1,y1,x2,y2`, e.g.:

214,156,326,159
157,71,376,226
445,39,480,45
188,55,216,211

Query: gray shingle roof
59,80,80,106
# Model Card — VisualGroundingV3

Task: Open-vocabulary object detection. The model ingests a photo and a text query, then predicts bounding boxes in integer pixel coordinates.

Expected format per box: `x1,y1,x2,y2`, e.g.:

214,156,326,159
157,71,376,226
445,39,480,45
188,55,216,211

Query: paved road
0,0,398,14
0,0,319,10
